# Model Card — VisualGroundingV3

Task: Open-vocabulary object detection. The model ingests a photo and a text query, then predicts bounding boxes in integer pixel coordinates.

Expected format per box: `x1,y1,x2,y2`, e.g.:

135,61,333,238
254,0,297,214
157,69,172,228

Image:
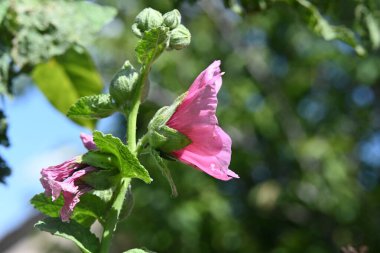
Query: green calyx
132,8,191,52
168,25,191,50
132,8,163,37
149,125,191,153
147,92,191,153
163,9,181,30
109,60,139,110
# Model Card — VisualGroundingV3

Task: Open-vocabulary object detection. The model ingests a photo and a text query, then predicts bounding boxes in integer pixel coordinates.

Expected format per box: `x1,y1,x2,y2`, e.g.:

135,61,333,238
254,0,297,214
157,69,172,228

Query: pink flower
166,61,239,181
40,133,96,222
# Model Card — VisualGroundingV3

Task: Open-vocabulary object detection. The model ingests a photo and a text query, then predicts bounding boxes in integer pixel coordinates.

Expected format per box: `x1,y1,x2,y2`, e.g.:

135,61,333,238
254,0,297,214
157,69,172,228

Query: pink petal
172,125,238,181
80,133,97,150
166,61,239,181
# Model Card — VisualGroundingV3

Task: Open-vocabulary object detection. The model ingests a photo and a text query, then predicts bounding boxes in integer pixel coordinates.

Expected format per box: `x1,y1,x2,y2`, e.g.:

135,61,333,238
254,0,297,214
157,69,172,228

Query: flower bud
109,61,139,109
148,93,191,153
163,9,181,30
134,8,163,33
149,125,191,153
169,24,191,50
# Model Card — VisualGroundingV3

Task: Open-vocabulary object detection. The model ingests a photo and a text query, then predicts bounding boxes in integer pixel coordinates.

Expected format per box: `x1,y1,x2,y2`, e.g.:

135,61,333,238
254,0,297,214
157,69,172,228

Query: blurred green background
2,0,380,252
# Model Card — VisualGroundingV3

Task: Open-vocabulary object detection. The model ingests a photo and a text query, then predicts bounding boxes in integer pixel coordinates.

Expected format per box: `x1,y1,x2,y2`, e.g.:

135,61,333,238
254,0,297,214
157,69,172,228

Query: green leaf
92,131,152,183
151,149,178,197
119,184,134,221
135,26,170,64
68,94,117,119
296,0,366,55
7,0,116,67
32,48,103,129
35,217,100,253
31,193,108,226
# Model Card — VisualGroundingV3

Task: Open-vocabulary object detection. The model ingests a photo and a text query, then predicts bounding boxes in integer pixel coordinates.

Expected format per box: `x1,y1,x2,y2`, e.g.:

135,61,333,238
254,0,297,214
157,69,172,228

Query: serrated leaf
35,217,100,253
31,193,108,226
92,131,152,183
68,94,117,119
32,48,103,129
135,26,169,64
151,149,177,197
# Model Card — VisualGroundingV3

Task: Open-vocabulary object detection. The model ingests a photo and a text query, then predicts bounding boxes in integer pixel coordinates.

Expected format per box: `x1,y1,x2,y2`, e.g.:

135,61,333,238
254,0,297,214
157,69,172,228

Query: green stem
136,134,149,154
99,178,130,253
127,65,150,153
99,65,152,253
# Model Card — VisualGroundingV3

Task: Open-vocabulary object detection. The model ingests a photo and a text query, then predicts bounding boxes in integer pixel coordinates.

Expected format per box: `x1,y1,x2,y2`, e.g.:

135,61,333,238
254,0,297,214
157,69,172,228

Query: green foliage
296,0,366,55
67,94,117,119
35,217,100,253
92,131,152,183
0,0,115,182
2,0,116,68
30,193,109,227
135,26,170,65
32,48,103,129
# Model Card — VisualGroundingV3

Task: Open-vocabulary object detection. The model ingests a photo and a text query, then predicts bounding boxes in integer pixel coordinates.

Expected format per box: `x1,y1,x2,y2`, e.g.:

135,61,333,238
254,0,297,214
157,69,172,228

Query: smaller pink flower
40,133,96,222
166,61,239,181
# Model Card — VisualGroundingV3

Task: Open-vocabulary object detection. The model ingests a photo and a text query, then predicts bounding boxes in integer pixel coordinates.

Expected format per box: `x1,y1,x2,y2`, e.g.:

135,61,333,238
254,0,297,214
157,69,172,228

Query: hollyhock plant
165,60,239,181
40,133,97,222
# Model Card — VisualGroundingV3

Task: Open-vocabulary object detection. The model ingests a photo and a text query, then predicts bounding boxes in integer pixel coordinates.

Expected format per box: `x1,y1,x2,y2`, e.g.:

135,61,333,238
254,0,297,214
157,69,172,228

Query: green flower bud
149,125,191,153
148,93,191,153
109,61,139,109
134,8,163,33
163,9,181,29
169,24,191,50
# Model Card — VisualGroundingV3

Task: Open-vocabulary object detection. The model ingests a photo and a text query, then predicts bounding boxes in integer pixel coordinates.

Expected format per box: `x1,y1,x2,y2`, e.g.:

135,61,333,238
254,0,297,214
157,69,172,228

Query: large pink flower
40,133,96,222
166,60,239,181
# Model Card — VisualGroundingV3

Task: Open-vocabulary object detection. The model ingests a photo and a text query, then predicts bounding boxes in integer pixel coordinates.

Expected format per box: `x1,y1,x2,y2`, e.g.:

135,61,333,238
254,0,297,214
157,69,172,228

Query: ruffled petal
166,61,238,180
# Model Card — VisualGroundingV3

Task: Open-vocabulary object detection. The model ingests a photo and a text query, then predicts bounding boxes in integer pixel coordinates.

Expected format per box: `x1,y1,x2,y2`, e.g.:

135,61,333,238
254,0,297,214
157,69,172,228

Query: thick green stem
99,178,130,253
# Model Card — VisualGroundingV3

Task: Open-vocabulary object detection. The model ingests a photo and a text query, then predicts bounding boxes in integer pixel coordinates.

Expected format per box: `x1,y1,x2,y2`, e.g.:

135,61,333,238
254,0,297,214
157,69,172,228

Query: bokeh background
1,0,380,252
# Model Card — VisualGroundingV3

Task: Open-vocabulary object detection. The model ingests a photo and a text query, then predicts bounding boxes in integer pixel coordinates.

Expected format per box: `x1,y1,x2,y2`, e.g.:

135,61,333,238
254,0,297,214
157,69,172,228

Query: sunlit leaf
32,48,103,129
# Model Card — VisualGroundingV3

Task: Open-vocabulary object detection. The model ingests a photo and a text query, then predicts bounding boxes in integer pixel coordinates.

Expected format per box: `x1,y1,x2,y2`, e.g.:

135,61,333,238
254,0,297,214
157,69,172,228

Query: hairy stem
99,65,151,253
127,65,150,153
99,178,130,253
